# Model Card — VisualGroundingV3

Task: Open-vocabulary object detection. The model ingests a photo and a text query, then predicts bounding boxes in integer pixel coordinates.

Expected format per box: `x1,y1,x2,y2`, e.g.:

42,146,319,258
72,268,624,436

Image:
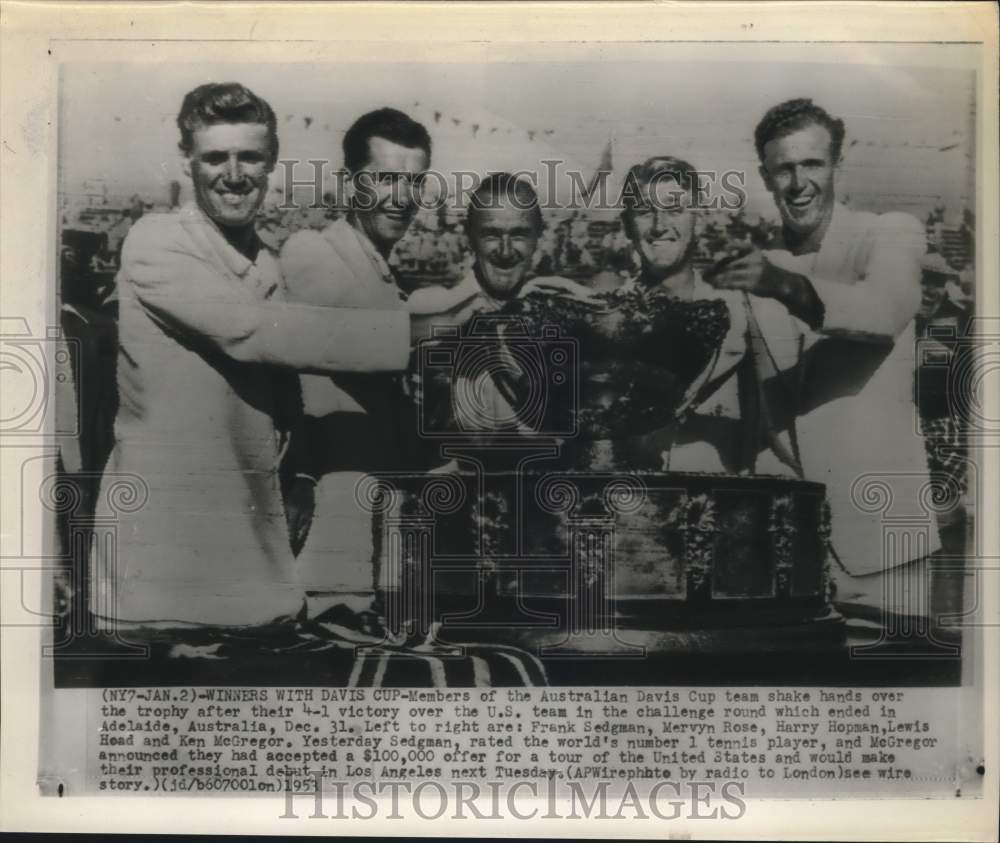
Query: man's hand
706,249,774,296
410,295,484,345
520,275,602,303
285,475,316,557
707,248,825,329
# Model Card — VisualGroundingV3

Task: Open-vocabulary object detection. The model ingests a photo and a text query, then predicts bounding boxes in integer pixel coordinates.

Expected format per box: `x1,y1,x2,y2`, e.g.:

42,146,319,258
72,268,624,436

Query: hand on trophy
706,246,824,328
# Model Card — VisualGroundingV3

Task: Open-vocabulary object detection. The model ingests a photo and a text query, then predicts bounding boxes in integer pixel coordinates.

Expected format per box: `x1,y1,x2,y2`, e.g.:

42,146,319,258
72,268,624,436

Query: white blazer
764,202,936,575
92,205,410,625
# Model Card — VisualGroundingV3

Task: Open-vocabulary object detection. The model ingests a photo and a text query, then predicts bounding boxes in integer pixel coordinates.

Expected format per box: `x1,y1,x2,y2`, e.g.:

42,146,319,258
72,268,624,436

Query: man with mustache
710,98,936,596
92,85,467,627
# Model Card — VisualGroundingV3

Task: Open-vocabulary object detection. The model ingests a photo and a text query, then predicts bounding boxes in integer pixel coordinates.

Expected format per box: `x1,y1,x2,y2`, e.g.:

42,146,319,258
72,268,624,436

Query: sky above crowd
60,43,977,221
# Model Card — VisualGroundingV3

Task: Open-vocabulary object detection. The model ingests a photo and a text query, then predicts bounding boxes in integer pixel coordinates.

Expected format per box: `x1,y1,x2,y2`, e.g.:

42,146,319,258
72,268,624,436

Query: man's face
184,122,273,230
626,177,696,278
469,204,540,300
760,123,837,237
353,136,429,253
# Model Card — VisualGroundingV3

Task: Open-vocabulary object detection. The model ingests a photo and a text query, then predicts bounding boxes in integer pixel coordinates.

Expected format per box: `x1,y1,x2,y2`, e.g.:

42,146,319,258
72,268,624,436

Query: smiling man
91,85,467,628
710,98,934,588
607,156,804,474
279,108,433,473
466,172,544,305
405,174,581,435
278,108,444,607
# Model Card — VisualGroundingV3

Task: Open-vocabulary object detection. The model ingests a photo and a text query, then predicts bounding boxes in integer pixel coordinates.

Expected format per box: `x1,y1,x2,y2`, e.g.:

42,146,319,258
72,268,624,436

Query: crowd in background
60,191,974,317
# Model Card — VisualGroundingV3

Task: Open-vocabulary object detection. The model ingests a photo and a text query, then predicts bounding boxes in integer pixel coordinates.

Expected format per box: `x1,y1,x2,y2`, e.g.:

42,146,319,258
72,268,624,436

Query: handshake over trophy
417,281,732,446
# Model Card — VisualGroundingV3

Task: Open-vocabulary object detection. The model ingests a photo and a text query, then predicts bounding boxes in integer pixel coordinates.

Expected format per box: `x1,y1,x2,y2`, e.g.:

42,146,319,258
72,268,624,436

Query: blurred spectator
914,251,972,543
918,252,959,321
129,193,145,223
105,210,134,260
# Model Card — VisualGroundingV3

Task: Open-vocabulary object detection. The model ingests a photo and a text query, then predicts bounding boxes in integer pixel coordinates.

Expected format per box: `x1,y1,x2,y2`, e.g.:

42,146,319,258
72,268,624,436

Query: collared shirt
765,202,935,574
347,216,400,292
279,217,412,420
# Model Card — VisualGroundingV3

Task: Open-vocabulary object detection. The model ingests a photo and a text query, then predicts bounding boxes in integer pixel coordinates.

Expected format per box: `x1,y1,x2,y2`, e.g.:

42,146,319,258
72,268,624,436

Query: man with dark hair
342,106,432,178
711,97,934,587
278,108,472,608
753,98,846,172
92,85,468,627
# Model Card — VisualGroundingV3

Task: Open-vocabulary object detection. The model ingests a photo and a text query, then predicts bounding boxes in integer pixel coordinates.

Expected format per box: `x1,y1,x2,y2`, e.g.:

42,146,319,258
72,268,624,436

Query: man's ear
832,156,844,196
757,164,771,192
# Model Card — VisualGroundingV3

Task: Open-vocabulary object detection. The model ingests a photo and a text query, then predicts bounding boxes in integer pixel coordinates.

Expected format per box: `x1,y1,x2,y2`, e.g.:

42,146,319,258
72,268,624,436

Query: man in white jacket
92,86,472,627
710,98,936,611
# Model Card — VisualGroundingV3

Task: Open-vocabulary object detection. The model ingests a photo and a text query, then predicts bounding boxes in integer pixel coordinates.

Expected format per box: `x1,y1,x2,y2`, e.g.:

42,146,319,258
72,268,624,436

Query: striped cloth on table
153,616,548,688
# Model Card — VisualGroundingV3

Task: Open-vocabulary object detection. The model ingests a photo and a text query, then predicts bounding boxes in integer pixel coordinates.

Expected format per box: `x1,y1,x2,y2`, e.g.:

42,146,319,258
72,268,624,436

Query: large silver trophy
365,284,843,662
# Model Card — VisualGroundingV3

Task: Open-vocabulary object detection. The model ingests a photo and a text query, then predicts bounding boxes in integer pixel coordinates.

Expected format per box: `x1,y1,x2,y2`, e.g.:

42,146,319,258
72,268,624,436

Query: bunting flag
490,127,498,134
849,139,859,147
527,130,536,141
583,136,614,200
434,111,442,124
471,123,480,137
452,118,462,127
303,116,313,129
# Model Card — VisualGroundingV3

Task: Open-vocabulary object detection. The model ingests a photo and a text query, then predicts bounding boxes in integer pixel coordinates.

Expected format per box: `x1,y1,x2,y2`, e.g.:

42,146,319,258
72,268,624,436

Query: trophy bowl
496,287,732,439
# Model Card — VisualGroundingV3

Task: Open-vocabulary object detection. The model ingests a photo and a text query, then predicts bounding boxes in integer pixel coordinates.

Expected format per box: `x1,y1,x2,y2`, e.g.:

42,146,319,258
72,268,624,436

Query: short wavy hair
342,108,432,174
754,98,845,163
620,156,700,243
622,156,699,206
177,82,279,162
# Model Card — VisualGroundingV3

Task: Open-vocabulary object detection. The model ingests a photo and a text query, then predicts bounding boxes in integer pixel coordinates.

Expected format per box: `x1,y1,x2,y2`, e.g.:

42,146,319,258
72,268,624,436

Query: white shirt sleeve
808,211,924,341
123,217,411,374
